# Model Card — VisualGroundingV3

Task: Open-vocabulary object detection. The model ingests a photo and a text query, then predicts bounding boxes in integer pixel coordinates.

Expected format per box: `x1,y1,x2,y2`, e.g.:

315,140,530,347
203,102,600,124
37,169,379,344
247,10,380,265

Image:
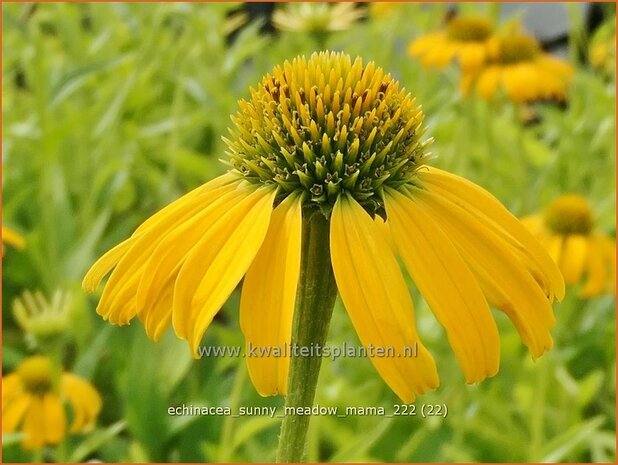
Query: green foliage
2,2,615,462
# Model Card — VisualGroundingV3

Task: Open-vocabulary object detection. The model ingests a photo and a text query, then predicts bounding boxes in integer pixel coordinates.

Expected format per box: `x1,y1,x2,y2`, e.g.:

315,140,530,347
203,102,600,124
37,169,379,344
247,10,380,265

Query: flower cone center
18,356,53,393
225,52,430,215
496,34,540,63
545,194,594,235
446,17,493,42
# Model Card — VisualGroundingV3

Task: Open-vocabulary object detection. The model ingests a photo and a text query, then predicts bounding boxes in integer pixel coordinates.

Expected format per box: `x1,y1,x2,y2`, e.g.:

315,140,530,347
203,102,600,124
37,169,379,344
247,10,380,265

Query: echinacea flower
84,52,563,403
2,225,25,255
522,194,616,297
13,290,72,342
408,16,495,72
461,31,574,103
272,3,364,34
2,356,102,450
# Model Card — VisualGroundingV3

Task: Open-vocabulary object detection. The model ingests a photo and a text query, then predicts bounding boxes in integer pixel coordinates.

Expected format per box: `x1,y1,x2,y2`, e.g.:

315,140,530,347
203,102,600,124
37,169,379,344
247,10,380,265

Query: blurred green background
2,2,616,462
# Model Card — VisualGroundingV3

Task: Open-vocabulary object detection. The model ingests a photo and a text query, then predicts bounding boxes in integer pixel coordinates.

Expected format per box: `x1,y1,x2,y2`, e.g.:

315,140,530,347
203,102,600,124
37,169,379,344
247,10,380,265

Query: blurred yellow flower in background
522,194,616,297
273,2,364,33
2,356,102,450
589,16,616,79
84,52,564,403
462,31,574,103
2,225,25,254
13,290,72,343
369,2,400,18
408,16,495,72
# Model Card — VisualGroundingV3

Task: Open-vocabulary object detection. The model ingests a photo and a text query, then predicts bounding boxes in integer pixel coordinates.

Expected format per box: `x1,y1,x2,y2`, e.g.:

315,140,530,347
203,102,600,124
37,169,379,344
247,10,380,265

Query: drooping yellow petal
93,176,242,325
385,188,500,383
560,235,588,284
22,395,45,450
458,43,486,71
139,284,174,342
82,240,133,293
42,393,66,444
330,195,439,402
2,392,30,433
602,235,616,294
520,214,545,235
476,66,501,99
61,373,102,433
240,193,303,396
546,234,564,266
2,373,23,405
415,186,555,358
580,235,608,297
418,167,565,301
135,184,251,337
133,172,239,236
172,185,277,353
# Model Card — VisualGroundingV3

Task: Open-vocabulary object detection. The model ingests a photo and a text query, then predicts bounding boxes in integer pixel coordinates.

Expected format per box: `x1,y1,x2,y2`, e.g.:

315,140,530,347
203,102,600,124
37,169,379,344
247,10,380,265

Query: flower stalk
276,211,338,463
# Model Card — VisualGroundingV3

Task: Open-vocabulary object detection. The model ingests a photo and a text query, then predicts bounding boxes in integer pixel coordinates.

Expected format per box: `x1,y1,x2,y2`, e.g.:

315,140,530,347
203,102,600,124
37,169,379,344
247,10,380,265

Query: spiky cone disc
224,51,432,217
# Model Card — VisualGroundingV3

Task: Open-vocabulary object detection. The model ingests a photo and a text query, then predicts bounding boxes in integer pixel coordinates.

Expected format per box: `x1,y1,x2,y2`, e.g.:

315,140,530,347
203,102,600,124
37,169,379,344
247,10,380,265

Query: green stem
276,211,339,463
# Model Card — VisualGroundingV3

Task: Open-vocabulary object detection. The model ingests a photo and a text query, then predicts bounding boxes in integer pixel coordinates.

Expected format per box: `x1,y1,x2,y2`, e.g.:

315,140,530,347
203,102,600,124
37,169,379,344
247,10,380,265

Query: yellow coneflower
522,194,616,298
84,52,563,403
2,225,26,254
272,2,364,34
408,15,495,72
462,31,574,103
2,356,102,450
13,290,72,342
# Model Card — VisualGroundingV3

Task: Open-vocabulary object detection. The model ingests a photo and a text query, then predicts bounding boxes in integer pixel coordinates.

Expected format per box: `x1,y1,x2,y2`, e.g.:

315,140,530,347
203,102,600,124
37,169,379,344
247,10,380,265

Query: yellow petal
82,240,133,293
2,373,23,405
22,396,45,450
415,187,555,358
135,184,250,335
2,392,30,434
458,43,487,72
2,226,26,249
519,214,545,235
61,373,102,433
42,393,66,444
546,234,564,266
560,235,588,285
384,188,500,383
133,172,239,236
172,185,276,353
83,173,238,294
94,176,242,325
139,284,174,342
240,193,303,396
476,66,501,100
602,235,616,294
330,195,439,402
417,167,565,301
580,235,608,297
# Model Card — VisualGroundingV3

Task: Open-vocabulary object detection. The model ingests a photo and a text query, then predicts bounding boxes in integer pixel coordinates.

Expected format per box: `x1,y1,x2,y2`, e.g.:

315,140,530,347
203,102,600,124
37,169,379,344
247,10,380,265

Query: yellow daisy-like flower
2,356,102,450
408,16,495,72
522,195,616,298
84,52,563,403
369,2,400,18
272,2,364,34
462,31,574,103
2,225,26,254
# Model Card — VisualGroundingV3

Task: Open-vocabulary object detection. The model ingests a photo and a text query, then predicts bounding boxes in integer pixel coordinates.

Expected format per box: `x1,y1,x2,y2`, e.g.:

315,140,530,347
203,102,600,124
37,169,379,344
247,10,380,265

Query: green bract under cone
224,51,432,215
